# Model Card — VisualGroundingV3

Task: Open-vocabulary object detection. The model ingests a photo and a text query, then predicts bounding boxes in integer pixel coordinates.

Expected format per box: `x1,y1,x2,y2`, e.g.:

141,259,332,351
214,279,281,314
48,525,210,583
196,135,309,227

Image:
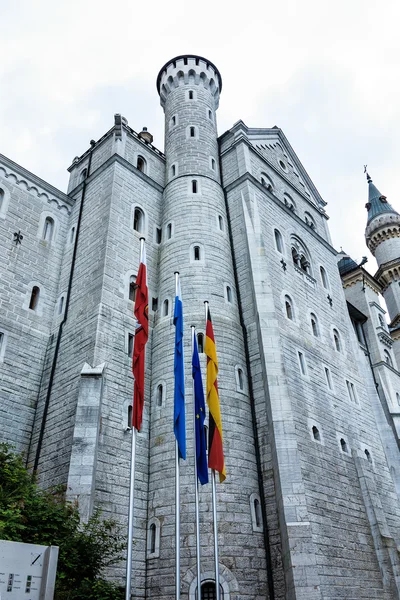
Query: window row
296,350,358,401
169,157,216,179
259,174,318,231
169,108,214,130
274,229,330,286
284,297,343,349
308,422,373,463
133,207,226,238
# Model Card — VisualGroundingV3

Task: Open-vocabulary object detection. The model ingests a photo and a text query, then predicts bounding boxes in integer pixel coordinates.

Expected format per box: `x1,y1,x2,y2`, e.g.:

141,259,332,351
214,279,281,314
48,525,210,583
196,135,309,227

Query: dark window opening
29,286,40,311
137,156,146,173
156,228,162,244
194,245,201,260
128,333,134,357
197,332,204,353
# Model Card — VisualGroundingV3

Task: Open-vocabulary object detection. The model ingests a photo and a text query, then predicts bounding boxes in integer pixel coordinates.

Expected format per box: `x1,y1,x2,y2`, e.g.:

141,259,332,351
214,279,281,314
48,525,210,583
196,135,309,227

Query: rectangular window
325,367,333,390
127,333,134,358
152,297,158,312
156,227,162,244
0,332,3,354
298,351,307,376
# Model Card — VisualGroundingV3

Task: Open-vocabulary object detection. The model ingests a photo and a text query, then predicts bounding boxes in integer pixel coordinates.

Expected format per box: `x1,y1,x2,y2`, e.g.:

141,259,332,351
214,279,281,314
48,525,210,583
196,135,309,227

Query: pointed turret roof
365,171,399,225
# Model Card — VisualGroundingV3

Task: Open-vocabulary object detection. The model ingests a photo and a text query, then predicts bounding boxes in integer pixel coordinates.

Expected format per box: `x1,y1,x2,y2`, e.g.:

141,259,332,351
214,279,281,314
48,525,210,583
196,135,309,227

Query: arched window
304,212,316,230
218,215,224,231
254,498,262,528
58,296,64,315
166,223,172,239
208,109,212,120
129,275,136,302
43,217,54,242
237,368,244,390
133,207,145,233
211,158,216,171
298,351,307,376
194,245,201,261
333,329,341,352
226,286,232,303
127,405,133,429
324,367,333,390
192,180,198,193
29,286,40,311
79,168,87,183
188,90,194,100
171,164,176,177
378,314,386,328
162,299,169,316
197,332,204,353
70,227,75,244
320,266,329,289
260,173,273,189
310,313,319,337
284,193,296,212
149,524,156,554
340,438,348,453
274,229,283,253
396,392,400,406
291,237,311,274
137,156,146,173
384,349,393,367
190,126,196,137
284,295,294,320
0,188,4,210
364,449,372,463
170,115,177,128
198,581,224,600
156,384,163,407
312,426,320,441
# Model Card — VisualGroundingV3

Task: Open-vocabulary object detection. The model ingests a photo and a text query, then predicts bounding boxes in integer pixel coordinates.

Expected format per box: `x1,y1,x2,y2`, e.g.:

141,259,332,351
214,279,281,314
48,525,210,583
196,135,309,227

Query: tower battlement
156,54,222,109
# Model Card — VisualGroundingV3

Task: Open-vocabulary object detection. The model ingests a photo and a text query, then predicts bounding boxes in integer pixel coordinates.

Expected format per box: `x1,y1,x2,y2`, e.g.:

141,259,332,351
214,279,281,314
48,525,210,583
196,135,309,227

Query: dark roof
366,175,399,224
338,254,359,275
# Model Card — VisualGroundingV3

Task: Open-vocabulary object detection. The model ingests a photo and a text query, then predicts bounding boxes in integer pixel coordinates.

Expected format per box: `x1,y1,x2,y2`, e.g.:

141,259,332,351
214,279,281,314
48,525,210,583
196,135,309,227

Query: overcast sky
1,0,399,275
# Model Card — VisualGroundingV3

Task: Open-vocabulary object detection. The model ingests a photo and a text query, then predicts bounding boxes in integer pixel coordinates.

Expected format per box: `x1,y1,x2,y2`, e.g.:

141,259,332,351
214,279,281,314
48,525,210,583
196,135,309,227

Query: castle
1,54,400,599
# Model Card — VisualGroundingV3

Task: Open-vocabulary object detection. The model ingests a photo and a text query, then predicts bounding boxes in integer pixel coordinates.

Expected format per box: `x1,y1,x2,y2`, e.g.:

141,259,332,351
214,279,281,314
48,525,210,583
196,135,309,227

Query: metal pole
204,301,220,600
125,237,145,600
175,271,181,600
125,427,137,600
192,326,202,600
211,469,220,600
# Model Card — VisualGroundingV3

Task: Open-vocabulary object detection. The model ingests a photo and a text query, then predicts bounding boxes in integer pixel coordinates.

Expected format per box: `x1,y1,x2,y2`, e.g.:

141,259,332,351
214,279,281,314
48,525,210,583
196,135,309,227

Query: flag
132,247,148,431
205,308,226,482
192,330,208,485
174,279,186,459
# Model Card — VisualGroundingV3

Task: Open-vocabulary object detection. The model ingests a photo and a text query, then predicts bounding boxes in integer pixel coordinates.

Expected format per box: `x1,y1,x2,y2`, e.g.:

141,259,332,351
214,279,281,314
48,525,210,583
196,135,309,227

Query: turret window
194,245,201,260
137,156,146,173
210,157,216,171
298,351,307,376
0,188,4,211
127,333,134,358
133,207,145,233
333,328,341,352
127,405,133,429
197,332,204,353
166,223,172,239
129,275,137,302
324,367,333,390
170,163,177,178
218,215,224,231
43,217,54,242
226,286,232,303
340,438,349,453
162,299,169,317
192,180,198,194
310,313,319,337
147,517,161,558
284,295,294,320
312,426,321,442
58,295,64,315
29,286,40,311
156,384,163,407
250,493,263,532
274,229,283,253
190,127,195,137
320,266,329,289
169,115,178,129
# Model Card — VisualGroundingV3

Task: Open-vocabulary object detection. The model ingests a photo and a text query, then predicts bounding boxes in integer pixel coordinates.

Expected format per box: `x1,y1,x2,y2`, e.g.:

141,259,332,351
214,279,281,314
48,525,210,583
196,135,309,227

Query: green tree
0,444,125,599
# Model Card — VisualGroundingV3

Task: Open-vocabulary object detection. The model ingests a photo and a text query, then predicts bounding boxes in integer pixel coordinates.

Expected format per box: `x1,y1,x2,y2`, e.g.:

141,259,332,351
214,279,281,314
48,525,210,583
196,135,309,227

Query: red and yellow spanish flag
205,307,226,482
132,248,148,431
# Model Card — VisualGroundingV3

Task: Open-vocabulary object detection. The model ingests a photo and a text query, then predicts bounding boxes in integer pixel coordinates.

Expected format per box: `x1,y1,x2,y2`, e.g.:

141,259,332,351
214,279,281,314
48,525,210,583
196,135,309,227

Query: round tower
365,171,400,325
146,56,269,598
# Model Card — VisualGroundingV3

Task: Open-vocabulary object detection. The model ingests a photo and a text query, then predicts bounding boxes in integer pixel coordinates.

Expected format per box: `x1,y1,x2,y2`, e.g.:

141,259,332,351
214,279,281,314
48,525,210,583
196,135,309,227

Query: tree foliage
0,444,125,599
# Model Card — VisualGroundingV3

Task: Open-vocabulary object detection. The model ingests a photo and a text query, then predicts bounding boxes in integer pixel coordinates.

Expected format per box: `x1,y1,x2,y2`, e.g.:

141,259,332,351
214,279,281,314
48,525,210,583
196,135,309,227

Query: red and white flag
132,246,148,431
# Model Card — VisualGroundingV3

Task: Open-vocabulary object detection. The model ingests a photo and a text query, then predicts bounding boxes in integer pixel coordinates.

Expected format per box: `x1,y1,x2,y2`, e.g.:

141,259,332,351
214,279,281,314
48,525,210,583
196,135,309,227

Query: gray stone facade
1,54,400,599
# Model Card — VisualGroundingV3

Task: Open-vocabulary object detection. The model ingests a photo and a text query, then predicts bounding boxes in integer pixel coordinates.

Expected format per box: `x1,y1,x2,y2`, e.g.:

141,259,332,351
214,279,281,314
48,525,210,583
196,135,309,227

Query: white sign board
0,540,58,600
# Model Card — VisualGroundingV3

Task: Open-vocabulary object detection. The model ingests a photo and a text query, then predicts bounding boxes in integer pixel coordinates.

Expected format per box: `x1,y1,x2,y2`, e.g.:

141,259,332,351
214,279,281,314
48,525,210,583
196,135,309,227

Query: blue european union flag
174,287,186,459
192,332,208,484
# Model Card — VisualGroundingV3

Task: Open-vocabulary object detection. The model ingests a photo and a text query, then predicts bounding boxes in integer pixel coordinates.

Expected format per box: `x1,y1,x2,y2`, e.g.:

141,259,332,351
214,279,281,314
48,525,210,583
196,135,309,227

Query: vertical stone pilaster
66,362,105,522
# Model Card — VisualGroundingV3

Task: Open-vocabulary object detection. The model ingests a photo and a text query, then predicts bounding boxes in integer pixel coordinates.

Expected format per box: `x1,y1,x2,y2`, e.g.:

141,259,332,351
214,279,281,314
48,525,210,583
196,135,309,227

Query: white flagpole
204,301,220,600
175,271,181,600
125,236,145,600
191,326,202,600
